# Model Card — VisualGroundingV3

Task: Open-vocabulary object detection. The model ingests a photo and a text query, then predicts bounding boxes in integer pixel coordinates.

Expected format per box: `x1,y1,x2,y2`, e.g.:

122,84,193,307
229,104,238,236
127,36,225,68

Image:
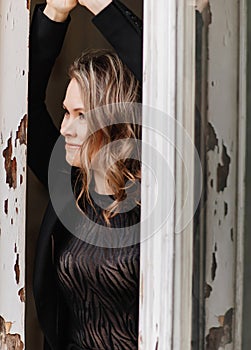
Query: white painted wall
0,0,29,347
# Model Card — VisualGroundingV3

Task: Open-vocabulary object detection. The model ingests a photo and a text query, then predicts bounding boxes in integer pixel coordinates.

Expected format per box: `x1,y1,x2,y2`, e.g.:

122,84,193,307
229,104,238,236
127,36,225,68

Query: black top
28,2,143,350
52,171,141,349
54,189,140,350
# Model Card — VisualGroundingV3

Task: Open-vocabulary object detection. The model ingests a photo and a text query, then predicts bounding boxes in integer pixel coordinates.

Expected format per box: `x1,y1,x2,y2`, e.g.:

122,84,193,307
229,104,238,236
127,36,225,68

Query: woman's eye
79,113,86,120
63,109,69,117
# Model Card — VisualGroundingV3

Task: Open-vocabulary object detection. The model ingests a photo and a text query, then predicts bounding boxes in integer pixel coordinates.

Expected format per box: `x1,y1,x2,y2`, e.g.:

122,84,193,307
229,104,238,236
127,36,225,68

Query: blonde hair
69,49,141,223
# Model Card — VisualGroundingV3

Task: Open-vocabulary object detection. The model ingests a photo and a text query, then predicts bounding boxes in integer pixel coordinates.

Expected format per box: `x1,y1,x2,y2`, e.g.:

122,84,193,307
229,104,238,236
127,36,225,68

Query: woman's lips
65,143,81,150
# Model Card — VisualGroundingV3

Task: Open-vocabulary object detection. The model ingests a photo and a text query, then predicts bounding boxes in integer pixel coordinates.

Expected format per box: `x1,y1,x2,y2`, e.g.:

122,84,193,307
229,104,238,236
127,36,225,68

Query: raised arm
28,1,76,188
79,0,143,83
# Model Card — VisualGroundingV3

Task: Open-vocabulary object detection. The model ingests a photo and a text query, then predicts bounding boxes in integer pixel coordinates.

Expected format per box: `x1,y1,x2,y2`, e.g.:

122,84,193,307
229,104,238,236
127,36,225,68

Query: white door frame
139,0,196,349
0,0,29,348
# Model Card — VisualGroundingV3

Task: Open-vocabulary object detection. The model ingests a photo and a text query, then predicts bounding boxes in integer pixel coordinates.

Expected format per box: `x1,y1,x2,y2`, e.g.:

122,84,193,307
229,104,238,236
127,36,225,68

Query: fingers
44,0,78,21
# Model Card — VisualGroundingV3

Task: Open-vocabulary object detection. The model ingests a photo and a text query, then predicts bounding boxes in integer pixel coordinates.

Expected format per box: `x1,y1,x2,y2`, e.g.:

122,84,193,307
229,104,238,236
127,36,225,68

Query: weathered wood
0,1,29,348
204,0,244,349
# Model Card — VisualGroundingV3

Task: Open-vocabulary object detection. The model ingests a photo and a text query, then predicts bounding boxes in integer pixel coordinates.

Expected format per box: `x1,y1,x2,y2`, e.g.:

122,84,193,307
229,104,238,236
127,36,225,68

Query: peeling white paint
0,0,29,346
205,0,241,347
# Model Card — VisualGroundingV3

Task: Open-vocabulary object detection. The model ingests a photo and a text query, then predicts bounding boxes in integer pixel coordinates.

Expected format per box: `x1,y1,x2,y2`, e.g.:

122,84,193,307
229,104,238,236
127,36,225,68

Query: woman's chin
65,154,81,168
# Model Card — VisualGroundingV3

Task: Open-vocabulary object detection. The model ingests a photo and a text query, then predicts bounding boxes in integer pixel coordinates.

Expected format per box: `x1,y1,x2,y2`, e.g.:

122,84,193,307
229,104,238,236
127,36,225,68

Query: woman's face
60,78,88,167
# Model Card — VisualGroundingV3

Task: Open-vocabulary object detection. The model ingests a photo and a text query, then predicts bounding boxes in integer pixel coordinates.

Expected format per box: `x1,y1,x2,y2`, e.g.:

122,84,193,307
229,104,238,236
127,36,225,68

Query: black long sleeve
28,4,70,188
93,0,143,83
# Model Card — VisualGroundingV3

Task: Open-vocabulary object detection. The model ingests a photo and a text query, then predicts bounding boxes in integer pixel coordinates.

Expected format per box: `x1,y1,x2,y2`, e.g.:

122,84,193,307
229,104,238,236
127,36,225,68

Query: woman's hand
78,0,112,15
196,0,209,13
44,0,78,22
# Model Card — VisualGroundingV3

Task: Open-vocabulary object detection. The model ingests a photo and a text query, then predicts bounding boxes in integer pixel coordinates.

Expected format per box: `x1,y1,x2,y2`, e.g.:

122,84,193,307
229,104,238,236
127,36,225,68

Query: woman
28,1,143,349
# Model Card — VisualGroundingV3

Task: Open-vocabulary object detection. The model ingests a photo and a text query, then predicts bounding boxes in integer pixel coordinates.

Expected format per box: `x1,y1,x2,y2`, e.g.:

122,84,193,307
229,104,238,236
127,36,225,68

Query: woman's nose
60,115,77,137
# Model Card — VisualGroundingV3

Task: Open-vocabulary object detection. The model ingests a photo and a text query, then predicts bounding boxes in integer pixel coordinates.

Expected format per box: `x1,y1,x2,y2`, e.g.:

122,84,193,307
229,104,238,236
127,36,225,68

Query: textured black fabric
54,190,140,350
53,173,141,350
92,0,142,83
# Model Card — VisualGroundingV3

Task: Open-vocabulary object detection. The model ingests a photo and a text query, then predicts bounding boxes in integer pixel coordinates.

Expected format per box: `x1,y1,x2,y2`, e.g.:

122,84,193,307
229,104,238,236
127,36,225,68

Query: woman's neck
93,170,114,195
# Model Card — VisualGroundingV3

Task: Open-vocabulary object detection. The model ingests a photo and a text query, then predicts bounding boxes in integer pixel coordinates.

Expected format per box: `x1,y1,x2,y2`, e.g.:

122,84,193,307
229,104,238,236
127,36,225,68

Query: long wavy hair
68,49,141,223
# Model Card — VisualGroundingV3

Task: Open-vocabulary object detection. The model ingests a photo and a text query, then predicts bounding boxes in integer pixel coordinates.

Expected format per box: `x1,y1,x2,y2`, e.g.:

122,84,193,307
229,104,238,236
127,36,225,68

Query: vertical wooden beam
139,0,196,348
173,1,196,349
234,0,246,348
0,1,29,348
204,0,241,348
242,0,251,348
139,0,176,347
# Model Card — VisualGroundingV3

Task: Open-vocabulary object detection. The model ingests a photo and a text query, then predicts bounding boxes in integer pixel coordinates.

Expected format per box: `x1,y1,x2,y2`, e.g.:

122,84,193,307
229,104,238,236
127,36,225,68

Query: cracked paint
230,228,234,242
18,288,25,303
205,283,213,298
14,254,20,284
217,143,231,192
3,115,27,189
211,252,217,281
205,308,233,349
211,244,217,281
2,137,17,189
207,122,219,152
206,124,231,193
15,115,27,147
4,199,8,215
0,315,24,350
